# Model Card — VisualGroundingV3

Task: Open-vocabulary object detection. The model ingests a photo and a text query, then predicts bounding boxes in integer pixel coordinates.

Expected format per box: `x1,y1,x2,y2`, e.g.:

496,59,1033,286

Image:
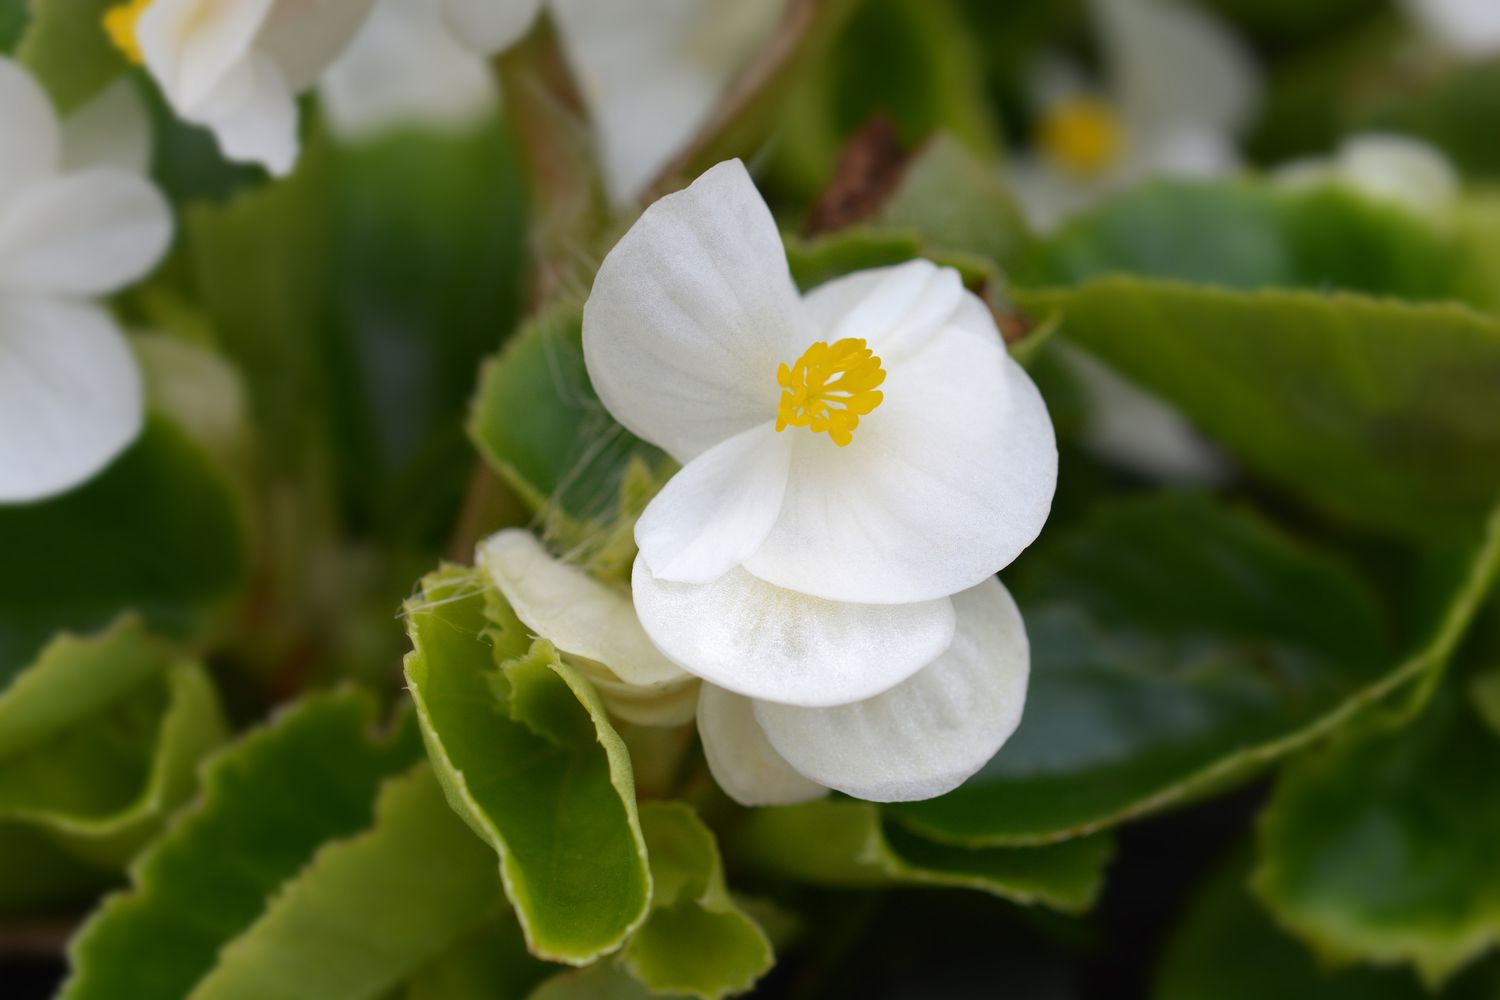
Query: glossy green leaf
1350,60,1500,179
0,618,225,868
733,800,1111,914
621,802,773,999
402,567,650,964
529,961,654,1000
1015,282,1500,542
60,688,421,1000
0,417,249,677
891,494,1500,846
16,0,125,113
188,765,504,1000
1253,690,1500,986
402,913,555,1000
1159,856,1500,1000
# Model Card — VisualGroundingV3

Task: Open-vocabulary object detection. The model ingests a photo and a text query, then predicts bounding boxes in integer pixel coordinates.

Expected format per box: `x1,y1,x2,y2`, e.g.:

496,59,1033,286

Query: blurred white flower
1272,133,1461,219
106,0,374,175
1009,0,1262,233
1399,0,1500,58
580,160,1053,802
0,59,171,504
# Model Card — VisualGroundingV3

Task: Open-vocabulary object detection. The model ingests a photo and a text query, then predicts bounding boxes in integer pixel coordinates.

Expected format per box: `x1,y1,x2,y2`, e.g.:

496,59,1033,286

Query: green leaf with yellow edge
16,0,126,113
1252,688,1500,987
1014,281,1500,543
187,765,505,1000
621,802,773,999
0,618,225,870
891,494,1500,847
60,688,421,1000
733,800,1111,915
402,566,651,964
0,417,249,678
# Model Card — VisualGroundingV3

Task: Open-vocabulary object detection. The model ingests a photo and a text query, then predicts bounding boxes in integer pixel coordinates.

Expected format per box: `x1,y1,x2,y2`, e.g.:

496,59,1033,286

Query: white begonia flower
479,529,699,726
1272,134,1461,220
437,0,784,204
320,0,497,140
0,59,172,504
105,0,374,176
579,160,1050,800
1009,0,1261,233
1400,0,1500,58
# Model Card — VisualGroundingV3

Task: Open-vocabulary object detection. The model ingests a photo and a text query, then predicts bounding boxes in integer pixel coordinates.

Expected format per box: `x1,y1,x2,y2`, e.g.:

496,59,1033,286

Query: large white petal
588,670,700,727
550,0,783,204
802,259,966,361
59,78,153,175
320,0,496,139
0,170,172,296
756,577,1029,802
1092,0,1260,139
257,0,377,92
1336,133,1460,217
0,298,143,504
193,53,300,176
441,0,544,56
479,528,687,688
0,58,61,206
745,324,1057,604
632,556,956,708
136,0,277,112
697,684,826,807
1401,0,1500,57
634,422,790,584
582,159,810,462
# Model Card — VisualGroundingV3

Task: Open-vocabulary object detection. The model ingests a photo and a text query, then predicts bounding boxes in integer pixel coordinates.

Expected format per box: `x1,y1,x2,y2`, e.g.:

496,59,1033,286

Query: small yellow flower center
104,0,152,65
775,338,886,448
1037,97,1126,177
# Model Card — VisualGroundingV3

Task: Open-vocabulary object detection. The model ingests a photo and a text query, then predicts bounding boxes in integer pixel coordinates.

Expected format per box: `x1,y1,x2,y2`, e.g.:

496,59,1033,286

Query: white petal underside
0,58,61,206
136,0,277,111
59,78,153,175
257,0,377,92
697,684,826,807
1400,0,1500,57
441,0,544,56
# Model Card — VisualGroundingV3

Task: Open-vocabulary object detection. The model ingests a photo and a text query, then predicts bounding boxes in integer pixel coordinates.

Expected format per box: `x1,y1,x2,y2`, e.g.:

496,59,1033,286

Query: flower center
104,0,152,64
1037,97,1126,177
775,338,886,447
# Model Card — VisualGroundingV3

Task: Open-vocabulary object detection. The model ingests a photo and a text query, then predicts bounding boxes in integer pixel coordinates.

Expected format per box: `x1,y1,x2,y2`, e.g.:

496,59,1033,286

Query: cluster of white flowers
485,161,1057,804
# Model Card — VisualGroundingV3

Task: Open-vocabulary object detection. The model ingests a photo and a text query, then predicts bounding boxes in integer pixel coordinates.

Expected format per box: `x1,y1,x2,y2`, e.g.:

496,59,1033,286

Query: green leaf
187,765,505,1000
890,494,1500,846
0,618,226,868
402,913,555,1000
0,417,249,677
1159,855,1500,1000
16,0,125,113
1014,281,1500,542
402,567,651,964
1350,60,1500,179
620,802,773,1000
732,800,1111,914
529,961,655,1000
1253,689,1500,986
60,688,421,1000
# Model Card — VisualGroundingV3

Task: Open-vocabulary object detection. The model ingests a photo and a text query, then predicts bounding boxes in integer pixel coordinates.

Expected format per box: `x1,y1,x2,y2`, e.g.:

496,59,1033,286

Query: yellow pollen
1037,97,1126,177
104,0,152,65
775,338,886,447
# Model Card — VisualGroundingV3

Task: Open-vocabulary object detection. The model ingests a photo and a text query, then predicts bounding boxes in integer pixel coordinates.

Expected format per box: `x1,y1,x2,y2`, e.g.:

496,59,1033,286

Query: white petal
634,422,790,584
0,58,61,204
441,0,544,55
194,53,300,176
320,0,496,139
1006,155,1108,234
137,0,277,112
1401,0,1500,56
802,259,966,360
132,333,249,459
59,78,153,175
582,159,810,463
588,671,700,727
0,169,172,296
479,528,687,688
697,684,826,807
632,556,956,708
550,0,783,204
745,324,1058,604
756,577,1029,803
1143,128,1240,178
0,298,143,504
257,0,377,92
1092,0,1260,138
1336,133,1460,217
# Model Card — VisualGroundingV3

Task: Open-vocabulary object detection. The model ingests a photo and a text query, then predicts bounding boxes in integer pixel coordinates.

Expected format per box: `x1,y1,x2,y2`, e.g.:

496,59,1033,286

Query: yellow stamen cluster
776,338,886,447
1037,96,1126,177
104,0,152,65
